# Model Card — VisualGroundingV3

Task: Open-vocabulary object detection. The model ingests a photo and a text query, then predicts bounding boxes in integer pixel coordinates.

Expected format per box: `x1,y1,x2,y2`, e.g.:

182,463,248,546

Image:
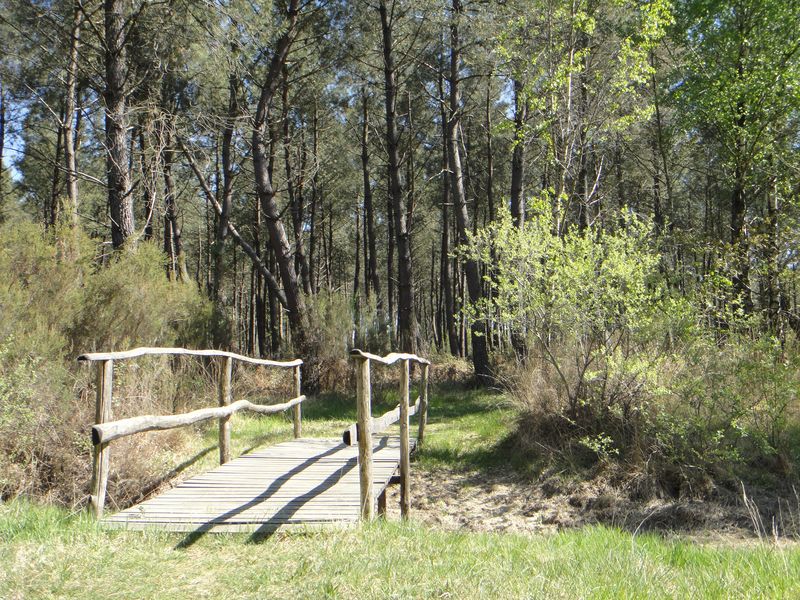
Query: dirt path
385,466,780,541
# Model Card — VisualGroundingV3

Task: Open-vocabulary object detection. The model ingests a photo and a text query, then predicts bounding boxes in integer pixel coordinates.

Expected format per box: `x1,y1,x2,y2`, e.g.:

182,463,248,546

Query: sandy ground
383,466,795,543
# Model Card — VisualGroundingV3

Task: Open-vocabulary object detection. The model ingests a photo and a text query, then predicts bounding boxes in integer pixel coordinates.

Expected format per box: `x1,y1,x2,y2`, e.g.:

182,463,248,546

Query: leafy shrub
0,222,213,505
465,204,800,497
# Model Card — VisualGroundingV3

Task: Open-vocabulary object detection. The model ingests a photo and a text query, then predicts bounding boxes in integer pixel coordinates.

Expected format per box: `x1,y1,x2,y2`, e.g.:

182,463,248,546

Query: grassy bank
2,500,799,599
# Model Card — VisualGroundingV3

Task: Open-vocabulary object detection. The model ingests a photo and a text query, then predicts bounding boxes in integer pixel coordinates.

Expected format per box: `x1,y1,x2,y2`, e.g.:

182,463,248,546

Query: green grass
2,499,799,599
3,383,799,598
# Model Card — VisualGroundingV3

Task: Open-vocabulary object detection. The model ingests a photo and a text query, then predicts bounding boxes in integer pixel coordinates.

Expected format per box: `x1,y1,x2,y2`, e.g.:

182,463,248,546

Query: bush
465,204,800,498
0,222,213,505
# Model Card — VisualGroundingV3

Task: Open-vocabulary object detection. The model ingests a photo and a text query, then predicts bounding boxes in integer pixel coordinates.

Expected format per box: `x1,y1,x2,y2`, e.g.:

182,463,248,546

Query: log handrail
349,348,430,366
80,347,303,519
78,346,302,368
92,395,306,445
349,349,430,522
342,396,421,445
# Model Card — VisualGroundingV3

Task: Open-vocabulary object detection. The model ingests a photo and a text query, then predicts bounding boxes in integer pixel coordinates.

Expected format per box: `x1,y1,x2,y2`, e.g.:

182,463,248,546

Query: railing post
399,359,411,519
218,356,233,464
417,363,429,445
355,356,374,520
90,359,113,518
292,365,302,438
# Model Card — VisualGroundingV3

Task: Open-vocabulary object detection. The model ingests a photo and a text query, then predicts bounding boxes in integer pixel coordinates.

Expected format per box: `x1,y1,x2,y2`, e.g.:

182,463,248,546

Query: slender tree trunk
61,2,83,230
104,0,134,248
379,0,416,353
309,102,319,294
282,67,312,295
361,90,382,305
138,127,156,241
438,66,459,356
485,76,495,222
448,0,490,381
163,127,187,281
510,78,527,228
49,104,65,227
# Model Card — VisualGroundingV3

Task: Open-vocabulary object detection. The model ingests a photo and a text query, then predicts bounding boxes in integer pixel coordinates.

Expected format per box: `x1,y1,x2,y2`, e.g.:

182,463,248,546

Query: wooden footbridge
78,348,429,533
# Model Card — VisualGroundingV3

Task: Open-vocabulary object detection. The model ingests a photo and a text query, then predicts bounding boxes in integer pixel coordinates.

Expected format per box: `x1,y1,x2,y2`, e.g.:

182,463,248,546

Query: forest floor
383,381,785,544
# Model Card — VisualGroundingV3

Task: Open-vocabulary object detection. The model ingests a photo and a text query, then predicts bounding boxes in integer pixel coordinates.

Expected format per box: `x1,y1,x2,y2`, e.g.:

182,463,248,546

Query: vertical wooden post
292,365,302,438
356,356,374,520
218,356,233,464
417,363,429,444
377,489,387,517
90,359,113,518
399,358,410,519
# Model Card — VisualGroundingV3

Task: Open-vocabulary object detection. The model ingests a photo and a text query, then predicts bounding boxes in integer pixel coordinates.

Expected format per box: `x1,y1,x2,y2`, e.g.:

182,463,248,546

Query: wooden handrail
78,346,302,368
81,347,303,519
342,396,421,445
349,350,430,521
92,395,306,445
349,348,430,366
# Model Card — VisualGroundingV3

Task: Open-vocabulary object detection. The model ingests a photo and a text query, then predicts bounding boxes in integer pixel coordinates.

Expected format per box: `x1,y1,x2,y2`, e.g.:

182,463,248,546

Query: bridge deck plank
102,436,413,533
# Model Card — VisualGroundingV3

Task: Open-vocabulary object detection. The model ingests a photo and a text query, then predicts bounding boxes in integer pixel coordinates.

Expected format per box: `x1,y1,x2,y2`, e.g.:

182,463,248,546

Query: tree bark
104,0,134,248
61,1,83,230
510,78,527,229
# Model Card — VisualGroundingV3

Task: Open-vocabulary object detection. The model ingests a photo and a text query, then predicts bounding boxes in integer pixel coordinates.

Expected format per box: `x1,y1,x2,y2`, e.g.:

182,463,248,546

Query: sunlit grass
2,499,799,599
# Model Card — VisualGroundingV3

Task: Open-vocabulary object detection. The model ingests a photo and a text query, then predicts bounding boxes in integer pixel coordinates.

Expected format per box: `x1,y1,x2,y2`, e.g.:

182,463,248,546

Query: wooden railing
346,349,430,521
78,347,304,518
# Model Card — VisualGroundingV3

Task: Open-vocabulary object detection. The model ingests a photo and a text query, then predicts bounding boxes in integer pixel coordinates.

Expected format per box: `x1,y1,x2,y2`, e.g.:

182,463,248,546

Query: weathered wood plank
101,436,412,533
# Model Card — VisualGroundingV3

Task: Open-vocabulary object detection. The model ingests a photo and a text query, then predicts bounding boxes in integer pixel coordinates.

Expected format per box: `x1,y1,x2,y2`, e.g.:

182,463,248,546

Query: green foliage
0,222,212,502
464,205,800,495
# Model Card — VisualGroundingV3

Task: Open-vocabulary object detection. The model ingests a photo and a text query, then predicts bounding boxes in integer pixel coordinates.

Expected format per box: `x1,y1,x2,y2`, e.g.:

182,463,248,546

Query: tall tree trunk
485,76,495,222
214,71,238,305
163,125,187,281
438,66,459,356
139,127,156,241
448,0,490,381
309,102,319,294
104,0,134,248
282,66,312,295
61,2,82,230
361,90,382,305
379,0,416,353
251,0,314,379
49,104,65,227
509,78,527,228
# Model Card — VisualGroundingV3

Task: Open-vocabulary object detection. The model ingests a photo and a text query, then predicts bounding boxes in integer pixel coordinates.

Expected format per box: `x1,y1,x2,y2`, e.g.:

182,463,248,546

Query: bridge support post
399,359,411,518
292,365,302,438
355,356,373,519
417,363,429,445
90,359,113,518
218,356,233,464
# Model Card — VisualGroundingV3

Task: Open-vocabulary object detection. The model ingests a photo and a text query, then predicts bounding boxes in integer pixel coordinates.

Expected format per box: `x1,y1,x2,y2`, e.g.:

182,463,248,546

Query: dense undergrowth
466,206,800,502
0,222,213,505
